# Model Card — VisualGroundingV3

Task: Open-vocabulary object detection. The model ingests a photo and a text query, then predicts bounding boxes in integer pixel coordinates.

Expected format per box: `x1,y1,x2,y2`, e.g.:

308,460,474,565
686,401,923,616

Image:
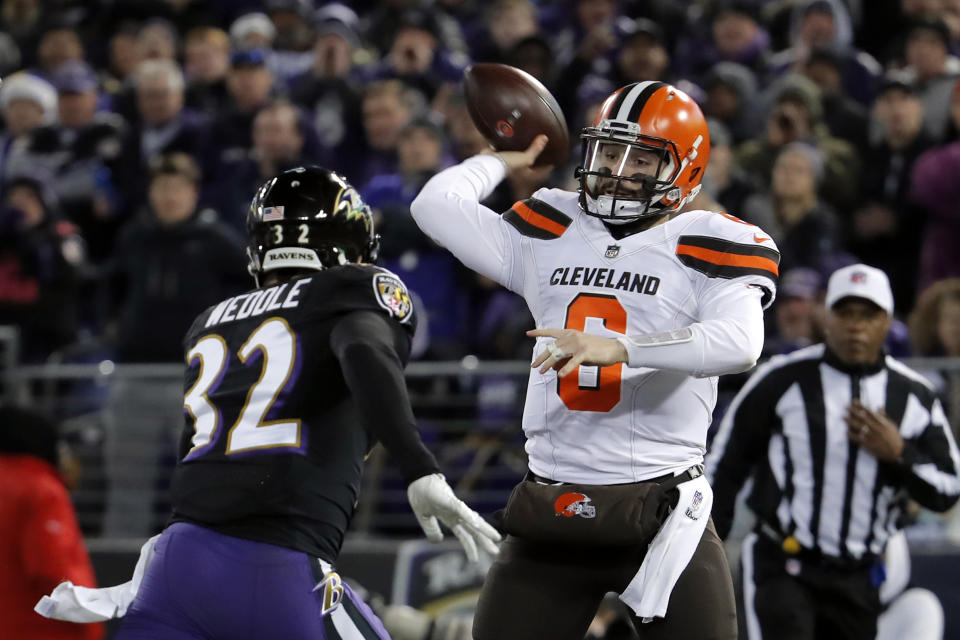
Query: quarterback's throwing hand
407,474,501,563
528,328,628,377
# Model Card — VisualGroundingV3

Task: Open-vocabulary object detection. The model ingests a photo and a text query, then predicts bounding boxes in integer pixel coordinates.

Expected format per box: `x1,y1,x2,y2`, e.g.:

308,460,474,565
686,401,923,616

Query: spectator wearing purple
205,48,275,184
363,117,470,359
764,266,823,357
18,60,127,265
910,79,960,291
673,1,772,85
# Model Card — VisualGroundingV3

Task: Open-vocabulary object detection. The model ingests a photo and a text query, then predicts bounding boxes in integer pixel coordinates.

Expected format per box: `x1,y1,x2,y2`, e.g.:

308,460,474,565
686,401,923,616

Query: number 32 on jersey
559,293,626,412
182,318,302,459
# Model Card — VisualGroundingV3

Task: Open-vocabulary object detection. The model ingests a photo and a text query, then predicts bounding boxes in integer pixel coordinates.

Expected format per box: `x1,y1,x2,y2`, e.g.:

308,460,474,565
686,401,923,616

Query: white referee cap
825,263,894,315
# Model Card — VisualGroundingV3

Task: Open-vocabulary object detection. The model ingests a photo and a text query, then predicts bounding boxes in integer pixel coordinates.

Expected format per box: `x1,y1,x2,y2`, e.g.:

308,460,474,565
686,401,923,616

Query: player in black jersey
110,167,501,640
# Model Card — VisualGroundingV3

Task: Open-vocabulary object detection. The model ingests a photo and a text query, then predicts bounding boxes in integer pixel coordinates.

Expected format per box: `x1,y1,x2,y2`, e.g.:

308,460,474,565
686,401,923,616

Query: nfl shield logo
605,244,621,258
851,271,867,283
685,490,704,520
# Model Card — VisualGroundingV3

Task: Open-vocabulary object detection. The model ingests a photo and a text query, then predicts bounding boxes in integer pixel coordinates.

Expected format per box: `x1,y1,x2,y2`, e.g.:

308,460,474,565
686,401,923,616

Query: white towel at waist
35,534,160,623
619,474,712,621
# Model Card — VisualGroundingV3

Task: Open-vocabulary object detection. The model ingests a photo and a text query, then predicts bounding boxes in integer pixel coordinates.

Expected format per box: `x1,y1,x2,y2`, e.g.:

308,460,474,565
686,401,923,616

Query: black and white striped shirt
706,343,960,560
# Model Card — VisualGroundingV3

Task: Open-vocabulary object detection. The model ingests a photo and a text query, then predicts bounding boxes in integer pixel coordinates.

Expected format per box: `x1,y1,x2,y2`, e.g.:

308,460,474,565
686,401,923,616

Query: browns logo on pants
473,518,737,640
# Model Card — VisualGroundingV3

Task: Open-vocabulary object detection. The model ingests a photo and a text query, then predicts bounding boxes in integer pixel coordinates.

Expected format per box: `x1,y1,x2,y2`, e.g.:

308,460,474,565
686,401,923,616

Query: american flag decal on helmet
262,206,284,221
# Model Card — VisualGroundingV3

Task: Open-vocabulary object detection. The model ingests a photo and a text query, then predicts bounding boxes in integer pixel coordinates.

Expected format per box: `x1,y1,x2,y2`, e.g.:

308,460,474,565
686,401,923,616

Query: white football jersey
412,156,779,484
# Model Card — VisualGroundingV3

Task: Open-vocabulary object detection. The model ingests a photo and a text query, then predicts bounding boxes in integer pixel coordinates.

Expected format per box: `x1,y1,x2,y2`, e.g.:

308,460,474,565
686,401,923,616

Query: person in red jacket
0,404,103,640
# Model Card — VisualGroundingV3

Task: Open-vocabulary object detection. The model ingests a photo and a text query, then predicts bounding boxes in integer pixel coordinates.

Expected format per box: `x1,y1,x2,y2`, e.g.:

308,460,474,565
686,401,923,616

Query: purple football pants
114,522,391,640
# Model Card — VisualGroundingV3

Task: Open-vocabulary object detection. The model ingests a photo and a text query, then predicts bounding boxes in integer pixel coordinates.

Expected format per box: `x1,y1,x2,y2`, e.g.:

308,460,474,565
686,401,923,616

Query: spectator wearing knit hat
701,61,762,145
736,73,861,212
742,141,843,275
800,45,870,150
0,72,56,181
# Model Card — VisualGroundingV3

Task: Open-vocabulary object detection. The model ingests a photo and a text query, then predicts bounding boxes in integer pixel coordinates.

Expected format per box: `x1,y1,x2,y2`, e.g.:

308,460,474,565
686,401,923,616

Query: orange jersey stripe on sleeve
510,201,568,237
676,243,780,277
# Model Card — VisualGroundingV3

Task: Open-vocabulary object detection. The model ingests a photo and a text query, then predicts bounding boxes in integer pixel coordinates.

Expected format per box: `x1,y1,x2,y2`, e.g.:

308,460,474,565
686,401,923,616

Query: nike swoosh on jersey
754,234,770,243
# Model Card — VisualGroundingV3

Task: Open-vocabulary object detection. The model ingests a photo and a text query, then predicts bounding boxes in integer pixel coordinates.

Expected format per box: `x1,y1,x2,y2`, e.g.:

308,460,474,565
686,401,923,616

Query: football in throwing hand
463,63,570,167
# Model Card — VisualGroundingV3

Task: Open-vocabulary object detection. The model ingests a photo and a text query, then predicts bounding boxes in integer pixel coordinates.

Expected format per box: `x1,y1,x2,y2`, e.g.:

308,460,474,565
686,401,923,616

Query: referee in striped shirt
706,263,960,640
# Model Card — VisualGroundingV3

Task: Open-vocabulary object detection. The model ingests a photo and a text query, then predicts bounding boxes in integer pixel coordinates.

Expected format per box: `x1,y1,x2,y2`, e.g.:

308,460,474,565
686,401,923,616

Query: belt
756,521,878,571
526,464,704,490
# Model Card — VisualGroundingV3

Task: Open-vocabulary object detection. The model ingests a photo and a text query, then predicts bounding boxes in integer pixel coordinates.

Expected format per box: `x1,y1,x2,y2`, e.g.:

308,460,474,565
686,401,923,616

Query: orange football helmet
578,81,710,222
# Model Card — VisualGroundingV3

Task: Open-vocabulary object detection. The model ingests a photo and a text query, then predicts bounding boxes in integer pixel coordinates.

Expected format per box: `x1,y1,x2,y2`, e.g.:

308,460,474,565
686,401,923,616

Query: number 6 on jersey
558,293,627,412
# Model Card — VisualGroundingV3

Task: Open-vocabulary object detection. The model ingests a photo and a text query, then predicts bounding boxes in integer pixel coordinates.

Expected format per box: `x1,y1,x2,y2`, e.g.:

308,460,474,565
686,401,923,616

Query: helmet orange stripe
676,244,780,276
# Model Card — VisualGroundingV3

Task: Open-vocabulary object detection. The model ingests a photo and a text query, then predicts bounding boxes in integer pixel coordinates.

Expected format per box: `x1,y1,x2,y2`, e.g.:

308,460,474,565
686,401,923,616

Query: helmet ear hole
690,167,701,182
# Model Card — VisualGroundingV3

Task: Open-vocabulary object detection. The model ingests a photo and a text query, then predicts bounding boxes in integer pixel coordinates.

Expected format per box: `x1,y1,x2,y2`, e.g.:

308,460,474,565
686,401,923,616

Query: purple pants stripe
113,522,391,640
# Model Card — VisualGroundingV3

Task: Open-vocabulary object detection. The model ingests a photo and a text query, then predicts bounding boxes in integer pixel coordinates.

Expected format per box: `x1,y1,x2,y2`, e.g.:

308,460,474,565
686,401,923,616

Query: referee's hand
845,400,904,461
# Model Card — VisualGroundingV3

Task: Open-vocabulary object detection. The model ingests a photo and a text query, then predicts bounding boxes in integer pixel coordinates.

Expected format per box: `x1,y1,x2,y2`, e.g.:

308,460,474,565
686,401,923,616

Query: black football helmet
246,166,380,285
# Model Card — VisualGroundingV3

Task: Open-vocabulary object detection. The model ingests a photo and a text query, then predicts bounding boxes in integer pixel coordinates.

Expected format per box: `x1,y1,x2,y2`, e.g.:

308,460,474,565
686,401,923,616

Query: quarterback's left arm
530,283,764,378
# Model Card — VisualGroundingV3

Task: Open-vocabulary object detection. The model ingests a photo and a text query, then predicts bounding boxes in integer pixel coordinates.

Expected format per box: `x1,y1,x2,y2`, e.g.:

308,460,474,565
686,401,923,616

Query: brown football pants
472,518,737,640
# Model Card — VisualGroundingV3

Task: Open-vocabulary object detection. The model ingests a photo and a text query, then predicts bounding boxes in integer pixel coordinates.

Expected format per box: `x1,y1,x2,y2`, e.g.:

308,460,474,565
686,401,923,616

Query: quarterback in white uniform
411,80,779,640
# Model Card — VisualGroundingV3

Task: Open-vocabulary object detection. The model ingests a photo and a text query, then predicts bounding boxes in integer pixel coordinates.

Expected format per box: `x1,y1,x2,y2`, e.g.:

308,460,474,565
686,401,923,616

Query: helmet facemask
577,120,700,224
578,123,685,223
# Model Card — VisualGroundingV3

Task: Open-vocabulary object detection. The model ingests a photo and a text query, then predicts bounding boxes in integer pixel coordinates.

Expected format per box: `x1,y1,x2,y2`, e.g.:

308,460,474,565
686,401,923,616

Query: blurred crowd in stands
0,0,959,377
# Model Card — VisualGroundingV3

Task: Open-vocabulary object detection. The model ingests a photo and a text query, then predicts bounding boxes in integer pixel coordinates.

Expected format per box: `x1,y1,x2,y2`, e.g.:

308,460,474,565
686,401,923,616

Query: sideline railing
4,355,960,538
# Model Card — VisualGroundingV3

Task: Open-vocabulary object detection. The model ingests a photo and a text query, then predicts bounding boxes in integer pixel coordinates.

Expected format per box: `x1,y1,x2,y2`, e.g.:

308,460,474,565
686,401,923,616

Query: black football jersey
170,265,416,561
